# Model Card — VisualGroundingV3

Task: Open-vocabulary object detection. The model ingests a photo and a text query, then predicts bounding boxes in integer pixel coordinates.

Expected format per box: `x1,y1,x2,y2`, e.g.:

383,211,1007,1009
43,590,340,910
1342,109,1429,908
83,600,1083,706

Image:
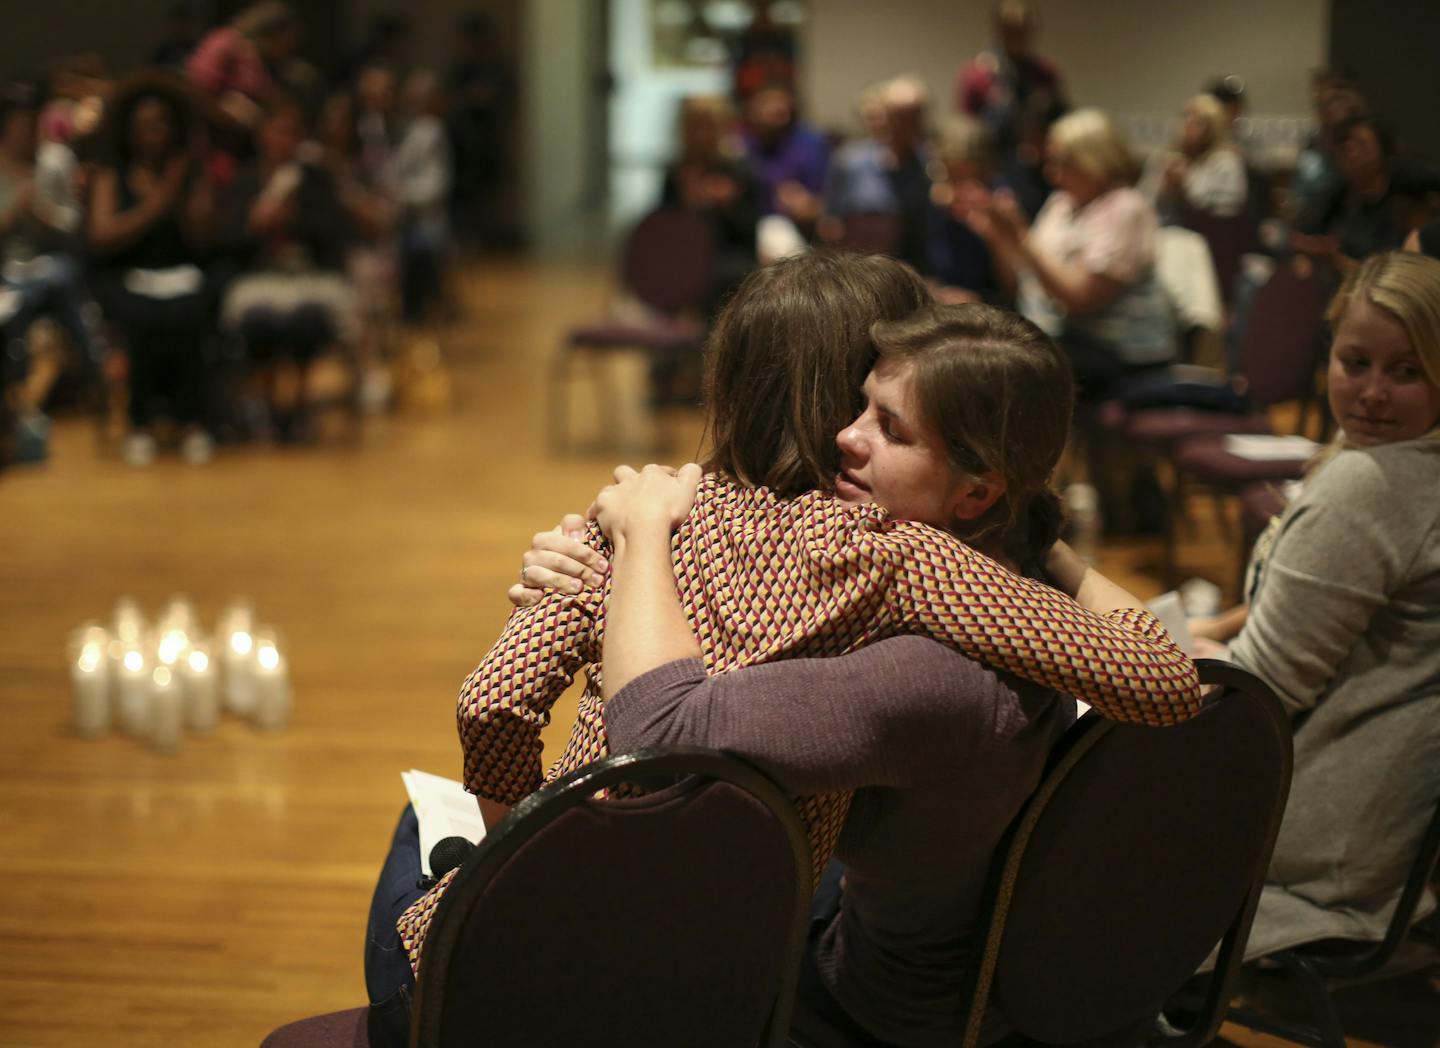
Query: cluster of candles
69,596,292,751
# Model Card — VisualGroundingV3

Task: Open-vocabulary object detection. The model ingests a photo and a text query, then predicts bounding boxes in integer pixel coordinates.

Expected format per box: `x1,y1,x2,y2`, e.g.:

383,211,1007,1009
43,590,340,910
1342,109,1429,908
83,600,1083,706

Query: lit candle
183,645,220,733
150,665,183,752
253,637,291,731
219,600,257,716
71,641,110,737
116,647,151,737
112,597,146,647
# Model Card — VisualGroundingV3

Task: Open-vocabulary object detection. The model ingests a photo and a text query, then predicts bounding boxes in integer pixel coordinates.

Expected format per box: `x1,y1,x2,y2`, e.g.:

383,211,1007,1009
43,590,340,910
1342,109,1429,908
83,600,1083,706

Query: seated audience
186,1,301,185
822,75,932,270
1292,114,1440,278
957,0,1067,218
1194,252,1440,960
219,98,358,440
1289,71,1366,222
88,76,218,467
924,115,1004,303
362,255,1199,1046
740,83,829,229
1141,93,1248,223
388,70,452,326
659,94,759,314
963,107,1175,406
0,82,104,462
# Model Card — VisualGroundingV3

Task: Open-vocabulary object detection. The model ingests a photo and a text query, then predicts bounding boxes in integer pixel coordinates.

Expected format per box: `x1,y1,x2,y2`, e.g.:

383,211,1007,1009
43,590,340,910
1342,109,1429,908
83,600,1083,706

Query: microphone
429,836,475,880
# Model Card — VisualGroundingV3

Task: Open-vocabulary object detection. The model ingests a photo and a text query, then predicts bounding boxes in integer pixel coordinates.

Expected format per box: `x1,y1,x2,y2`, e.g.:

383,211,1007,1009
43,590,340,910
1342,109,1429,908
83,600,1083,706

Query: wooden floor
0,256,1348,1047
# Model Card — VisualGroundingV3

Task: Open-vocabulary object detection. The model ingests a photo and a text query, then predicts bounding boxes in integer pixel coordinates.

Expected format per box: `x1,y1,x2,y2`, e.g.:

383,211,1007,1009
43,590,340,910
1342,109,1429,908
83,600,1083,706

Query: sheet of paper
1146,590,1197,656
1222,434,1320,462
402,769,488,876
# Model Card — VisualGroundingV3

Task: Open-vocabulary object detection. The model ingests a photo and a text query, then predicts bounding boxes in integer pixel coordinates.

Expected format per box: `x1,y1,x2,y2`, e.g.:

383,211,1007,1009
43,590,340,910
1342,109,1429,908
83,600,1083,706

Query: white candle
253,640,291,730
116,648,151,737
183,646,220,733
150,665,184,752
223,627,257,716
71,643,110,737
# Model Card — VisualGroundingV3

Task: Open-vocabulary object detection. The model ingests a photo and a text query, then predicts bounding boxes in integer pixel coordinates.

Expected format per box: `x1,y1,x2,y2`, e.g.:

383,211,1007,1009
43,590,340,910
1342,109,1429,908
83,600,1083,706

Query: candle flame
188,650,210,673
77,649,102,673
153,666,172,687
123,650,144,673
257,645,280,671
230,631,254,656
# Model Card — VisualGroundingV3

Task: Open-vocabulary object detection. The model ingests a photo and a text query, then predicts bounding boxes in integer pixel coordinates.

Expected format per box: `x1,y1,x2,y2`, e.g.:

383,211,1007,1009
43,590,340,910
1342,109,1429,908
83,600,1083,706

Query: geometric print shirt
397,473,1200,972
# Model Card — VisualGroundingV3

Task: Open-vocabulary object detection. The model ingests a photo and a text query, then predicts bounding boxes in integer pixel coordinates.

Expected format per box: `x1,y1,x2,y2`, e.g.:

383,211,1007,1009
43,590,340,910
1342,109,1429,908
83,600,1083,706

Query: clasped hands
507,463,702,609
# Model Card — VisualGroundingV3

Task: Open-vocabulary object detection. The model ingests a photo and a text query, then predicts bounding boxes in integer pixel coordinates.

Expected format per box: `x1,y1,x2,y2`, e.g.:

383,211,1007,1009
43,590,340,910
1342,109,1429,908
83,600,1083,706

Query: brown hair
871,303,1074,571
702,253,932,497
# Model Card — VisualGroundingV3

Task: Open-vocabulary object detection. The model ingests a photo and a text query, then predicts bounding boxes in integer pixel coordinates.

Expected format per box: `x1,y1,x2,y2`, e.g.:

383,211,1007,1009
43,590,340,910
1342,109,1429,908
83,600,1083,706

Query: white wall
803,0,1328,136
521,0,596,244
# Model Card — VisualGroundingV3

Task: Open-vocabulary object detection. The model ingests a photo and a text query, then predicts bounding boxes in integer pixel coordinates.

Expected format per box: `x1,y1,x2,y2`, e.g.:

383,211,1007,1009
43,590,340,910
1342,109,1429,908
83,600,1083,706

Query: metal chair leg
1274,951,1348,1048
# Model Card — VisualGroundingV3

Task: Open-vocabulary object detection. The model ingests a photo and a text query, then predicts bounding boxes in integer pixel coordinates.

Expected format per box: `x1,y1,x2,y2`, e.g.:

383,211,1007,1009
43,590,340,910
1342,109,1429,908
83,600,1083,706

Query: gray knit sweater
606,635,1071,1046
1228,436,1440,958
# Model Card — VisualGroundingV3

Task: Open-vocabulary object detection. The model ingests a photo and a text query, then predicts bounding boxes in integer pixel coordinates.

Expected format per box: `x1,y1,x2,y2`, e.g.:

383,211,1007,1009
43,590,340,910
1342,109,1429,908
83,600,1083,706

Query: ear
949,471,1007,523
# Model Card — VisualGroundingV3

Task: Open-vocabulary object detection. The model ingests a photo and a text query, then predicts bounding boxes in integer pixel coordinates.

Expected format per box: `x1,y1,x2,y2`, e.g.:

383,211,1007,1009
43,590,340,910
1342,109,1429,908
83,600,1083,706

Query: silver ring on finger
519,566,529,586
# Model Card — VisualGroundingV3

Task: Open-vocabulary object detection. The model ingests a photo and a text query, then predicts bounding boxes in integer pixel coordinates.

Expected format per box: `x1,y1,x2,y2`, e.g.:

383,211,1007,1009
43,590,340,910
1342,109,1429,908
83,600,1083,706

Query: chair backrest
411,747,812,1048
959,660,1293,1048
622,208,716,317
1179,207,1258,306
1239,261,1329,408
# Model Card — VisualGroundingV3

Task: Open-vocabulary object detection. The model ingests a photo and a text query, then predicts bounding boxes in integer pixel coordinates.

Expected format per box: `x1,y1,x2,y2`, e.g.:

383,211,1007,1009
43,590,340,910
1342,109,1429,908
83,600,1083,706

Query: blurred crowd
0,1,512,468
648,0,1440,426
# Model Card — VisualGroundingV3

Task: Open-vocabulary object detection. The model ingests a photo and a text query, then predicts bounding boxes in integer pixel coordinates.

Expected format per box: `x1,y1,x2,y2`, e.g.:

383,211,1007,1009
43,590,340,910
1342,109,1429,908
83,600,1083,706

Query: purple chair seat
567,316,704,349
1126,408,1272,444
260,1007,369,1048
1174,434,1309,485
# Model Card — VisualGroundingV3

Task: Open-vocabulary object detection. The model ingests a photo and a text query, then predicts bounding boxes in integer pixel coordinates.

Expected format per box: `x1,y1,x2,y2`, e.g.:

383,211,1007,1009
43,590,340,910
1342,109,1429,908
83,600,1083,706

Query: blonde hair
1179,94,1231,156
1310,252,1440,471
1047,108,1137,186
1328,252,1440,388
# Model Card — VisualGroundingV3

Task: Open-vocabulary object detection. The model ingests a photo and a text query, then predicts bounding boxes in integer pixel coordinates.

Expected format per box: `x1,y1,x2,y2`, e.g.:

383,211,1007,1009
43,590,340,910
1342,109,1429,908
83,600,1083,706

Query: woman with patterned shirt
363,255,1198,1044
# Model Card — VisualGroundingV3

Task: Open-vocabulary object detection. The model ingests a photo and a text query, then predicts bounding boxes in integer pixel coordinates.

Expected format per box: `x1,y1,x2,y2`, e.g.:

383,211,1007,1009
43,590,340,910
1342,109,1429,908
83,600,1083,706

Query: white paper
402,769,488,876
1222,434,1320,462
1146,591,1197,656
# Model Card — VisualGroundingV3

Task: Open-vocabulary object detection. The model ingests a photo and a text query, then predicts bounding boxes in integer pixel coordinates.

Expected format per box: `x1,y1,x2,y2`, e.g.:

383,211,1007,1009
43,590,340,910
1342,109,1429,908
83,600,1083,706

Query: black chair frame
958,659,1293,1048
411,746,813,1048
1223,789,1440,1048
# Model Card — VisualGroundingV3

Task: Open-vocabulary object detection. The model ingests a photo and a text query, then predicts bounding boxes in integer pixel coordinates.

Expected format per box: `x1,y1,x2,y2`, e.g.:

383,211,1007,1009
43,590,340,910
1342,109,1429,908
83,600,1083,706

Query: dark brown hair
702,252,932,497
871,303,1074,572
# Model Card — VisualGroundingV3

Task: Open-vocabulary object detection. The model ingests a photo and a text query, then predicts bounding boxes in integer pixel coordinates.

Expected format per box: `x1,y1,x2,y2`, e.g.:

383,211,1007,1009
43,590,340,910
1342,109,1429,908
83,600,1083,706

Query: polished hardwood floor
0,256,1380,1047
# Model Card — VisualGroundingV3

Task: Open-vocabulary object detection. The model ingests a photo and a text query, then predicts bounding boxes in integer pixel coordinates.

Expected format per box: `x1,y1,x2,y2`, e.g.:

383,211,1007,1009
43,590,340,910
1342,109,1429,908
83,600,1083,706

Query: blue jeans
364,806,426,1048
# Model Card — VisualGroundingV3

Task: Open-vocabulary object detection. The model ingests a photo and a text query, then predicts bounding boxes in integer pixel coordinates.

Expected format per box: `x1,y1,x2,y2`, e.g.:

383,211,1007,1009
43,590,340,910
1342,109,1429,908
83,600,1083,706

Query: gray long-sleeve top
606,635,1072,1047
1228,436,1440,958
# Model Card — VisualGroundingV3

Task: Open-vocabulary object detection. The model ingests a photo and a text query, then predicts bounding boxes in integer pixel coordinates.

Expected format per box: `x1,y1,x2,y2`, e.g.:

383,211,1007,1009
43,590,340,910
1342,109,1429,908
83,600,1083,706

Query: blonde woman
1142,93,1248,221
962,107,1175,402
1199,252,1440,959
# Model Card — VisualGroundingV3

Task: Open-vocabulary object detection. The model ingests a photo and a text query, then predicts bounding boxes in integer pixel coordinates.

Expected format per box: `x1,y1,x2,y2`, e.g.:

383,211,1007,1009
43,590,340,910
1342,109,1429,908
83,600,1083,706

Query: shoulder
1093,186,1151,222
1306,440,1440,502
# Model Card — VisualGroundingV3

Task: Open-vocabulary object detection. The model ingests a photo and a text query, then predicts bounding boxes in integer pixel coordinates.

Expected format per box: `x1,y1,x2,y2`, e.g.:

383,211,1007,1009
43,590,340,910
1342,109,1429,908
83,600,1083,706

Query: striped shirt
397,474,1199,971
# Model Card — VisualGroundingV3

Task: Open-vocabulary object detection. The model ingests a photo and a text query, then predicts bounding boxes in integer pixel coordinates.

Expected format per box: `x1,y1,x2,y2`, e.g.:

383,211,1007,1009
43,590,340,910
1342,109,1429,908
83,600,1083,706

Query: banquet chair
260,747,811,1048
827,212,902,256
547,207,713,453
1179,206,1258,308
956,660,1292,1048
1223,788,1440,1048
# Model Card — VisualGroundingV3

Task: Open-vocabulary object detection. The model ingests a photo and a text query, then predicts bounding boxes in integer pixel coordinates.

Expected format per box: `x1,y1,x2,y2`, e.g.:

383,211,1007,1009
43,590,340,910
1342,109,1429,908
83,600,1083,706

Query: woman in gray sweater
1212,252,1440,958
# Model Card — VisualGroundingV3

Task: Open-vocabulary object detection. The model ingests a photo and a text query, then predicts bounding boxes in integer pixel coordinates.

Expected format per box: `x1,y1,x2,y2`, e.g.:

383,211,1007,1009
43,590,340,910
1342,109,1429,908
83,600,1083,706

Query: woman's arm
457,528,608,828
605,637,1022,796
883,524,1201,725
1227,456,1421,713
590,464,704,699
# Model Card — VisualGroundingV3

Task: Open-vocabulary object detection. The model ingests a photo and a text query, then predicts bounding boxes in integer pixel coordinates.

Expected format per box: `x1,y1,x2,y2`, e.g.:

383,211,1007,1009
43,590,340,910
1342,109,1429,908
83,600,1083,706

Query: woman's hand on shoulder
591,463,703,547
507,513,609,609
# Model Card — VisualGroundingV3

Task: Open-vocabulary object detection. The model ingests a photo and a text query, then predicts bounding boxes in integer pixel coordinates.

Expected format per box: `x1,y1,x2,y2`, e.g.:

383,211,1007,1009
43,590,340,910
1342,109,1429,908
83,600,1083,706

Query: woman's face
1044,142,1107,205
1328,301,1440,446
1180,107,1210,155
833,357,971,527
131,98,175,160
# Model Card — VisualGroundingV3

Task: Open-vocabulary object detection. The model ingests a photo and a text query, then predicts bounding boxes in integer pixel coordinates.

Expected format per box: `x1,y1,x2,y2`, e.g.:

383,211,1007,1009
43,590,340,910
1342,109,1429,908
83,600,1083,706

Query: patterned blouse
397,474,1200,971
